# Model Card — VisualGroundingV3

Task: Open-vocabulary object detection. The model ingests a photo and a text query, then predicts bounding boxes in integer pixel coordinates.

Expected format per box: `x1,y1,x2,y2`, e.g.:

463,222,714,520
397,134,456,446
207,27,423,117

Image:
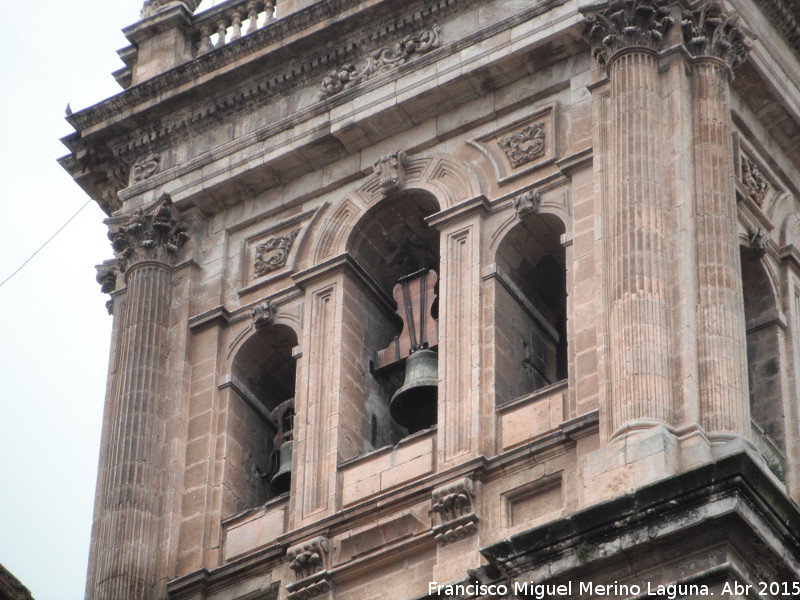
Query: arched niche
228,323,299,506
493,211,567,405
740,245,786,453
340,189,441,448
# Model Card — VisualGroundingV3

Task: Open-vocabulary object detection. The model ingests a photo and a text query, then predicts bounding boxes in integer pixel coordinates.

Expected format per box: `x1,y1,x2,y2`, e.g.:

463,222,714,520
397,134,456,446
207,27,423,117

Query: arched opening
344,190,441,449
229,323,298,506
740,246,785,453
494,212,567,405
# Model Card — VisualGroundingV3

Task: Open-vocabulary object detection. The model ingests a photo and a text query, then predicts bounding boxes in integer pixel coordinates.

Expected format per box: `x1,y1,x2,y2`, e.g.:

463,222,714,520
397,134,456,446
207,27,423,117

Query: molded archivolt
311,154,483,264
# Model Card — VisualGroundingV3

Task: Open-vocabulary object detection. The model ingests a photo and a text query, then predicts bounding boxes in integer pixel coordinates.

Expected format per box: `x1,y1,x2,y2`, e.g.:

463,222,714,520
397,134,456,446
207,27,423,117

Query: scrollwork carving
582,0,674,68
681,1,749,70
497,124,546,169
320,25,441,97
129,154,160,185
106,194,189,274
254,229,299,276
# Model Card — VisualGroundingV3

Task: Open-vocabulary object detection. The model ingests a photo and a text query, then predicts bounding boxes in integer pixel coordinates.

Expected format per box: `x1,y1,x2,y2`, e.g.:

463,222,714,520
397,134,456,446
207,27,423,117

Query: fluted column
87,195,188,600
683,2,750,436
584,0,675,435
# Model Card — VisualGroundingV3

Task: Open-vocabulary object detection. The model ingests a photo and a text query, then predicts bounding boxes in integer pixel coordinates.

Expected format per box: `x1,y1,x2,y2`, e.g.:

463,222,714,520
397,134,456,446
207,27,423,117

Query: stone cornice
759,0,800,59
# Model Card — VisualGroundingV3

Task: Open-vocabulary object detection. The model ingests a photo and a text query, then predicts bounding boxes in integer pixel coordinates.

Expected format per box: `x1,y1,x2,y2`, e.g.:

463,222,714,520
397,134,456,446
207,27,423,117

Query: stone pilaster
87,195,188,600
682,2,751,437
584,0,675,435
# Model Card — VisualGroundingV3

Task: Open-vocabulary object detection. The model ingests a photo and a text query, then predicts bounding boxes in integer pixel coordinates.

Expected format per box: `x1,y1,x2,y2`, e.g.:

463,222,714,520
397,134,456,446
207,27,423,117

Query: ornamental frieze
582,0,674,68
254,229,299,276
320,25,441,98
129,154,160,185
105,194,189,273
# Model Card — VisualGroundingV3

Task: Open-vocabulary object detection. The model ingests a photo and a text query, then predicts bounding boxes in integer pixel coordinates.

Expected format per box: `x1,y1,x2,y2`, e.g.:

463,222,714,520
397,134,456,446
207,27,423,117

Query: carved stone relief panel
431,477,479,545
240,208,319,292
468,103,556,184
285,536,332,600
129,154,160,185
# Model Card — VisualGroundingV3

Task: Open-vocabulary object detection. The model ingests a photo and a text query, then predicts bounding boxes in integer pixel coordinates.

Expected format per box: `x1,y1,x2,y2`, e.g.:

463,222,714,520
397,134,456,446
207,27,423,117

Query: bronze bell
269,398,294,495
390,348,438,434
270,439,293,495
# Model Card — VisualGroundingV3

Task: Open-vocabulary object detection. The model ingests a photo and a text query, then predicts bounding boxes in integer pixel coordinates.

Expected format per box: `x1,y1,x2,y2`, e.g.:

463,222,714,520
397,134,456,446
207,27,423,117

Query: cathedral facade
61,1,800,599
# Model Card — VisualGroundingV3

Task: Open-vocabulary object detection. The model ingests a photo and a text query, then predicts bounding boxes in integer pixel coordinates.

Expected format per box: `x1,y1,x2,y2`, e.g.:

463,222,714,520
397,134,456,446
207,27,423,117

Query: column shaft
88,263,172,600
692,59,750,436
608,50,673,433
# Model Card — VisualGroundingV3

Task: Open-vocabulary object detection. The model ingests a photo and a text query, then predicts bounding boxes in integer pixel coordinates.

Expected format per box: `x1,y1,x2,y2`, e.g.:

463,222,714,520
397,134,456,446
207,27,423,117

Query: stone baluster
246,1,261,33
584,0,675,435
215,17,228,48
198,22,213,54
231,10,243,40
682,2,751,437
86,195,188,600
265,0,276,21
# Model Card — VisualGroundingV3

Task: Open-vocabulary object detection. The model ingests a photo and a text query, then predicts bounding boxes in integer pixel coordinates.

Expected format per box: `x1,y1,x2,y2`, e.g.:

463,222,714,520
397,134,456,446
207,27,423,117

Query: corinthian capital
106,194,189,273
582,0,674,68
681,1,749,70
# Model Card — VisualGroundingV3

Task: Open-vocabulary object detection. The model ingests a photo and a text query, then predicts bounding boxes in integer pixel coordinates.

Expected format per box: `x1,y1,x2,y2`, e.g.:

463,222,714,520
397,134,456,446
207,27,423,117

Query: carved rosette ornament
431,478,479,546
106,194,189,275
320,25,441,97
254,229,299,276
741,155,770,206
373,151,408,194
250,300,275,329
681,1,748,70
512,189,542,218
582,0,674,69
497,123,545,168
285,536,332,600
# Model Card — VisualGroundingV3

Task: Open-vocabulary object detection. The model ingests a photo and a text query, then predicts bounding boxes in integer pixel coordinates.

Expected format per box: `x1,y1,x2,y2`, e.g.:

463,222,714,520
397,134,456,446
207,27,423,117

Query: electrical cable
0,199,93,290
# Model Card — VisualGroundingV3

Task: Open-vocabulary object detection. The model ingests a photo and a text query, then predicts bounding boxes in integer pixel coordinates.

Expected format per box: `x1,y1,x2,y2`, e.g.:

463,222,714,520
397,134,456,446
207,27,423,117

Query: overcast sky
0,2,216,599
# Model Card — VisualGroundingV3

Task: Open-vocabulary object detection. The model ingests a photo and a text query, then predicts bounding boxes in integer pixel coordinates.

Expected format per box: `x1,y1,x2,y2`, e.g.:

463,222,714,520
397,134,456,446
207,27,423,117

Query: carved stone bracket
431,478,478,546
681,1,749,70
741,155,770,207
497,124,545,168
748,226,769,257
95,259,120,315
582,0,674,68
254,229,299,276
129,154,160,185
320,25,441,97
106,193,189,275
373,151,408,195
286,536,331,600
512,190,542,218
250,300,275,329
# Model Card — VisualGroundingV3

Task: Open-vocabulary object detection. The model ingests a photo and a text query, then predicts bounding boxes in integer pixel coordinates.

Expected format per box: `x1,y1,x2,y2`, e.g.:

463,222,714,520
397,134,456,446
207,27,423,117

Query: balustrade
193,0,276,55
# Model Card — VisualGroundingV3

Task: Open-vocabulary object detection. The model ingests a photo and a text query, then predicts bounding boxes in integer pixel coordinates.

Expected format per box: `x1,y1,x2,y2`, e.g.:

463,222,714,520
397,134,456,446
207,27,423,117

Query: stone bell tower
61,0,800,599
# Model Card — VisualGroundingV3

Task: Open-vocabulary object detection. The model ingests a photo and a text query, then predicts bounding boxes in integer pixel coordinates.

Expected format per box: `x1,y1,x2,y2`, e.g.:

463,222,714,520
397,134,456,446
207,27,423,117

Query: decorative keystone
582,0,674,68
250,301,275,329
748,227,769,257
105,193,189,275
741,155,769,206
681,1,749,70
431,478,479,545
512,189,542,218
373,151,408,195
